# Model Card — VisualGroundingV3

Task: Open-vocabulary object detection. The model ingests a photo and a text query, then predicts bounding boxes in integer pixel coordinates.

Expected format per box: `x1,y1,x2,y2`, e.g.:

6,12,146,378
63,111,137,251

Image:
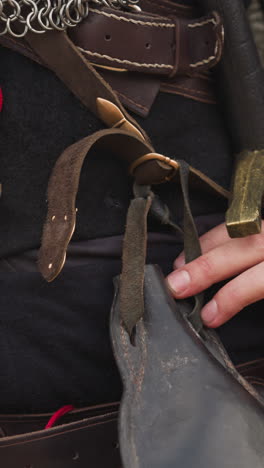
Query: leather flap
111,265,264,468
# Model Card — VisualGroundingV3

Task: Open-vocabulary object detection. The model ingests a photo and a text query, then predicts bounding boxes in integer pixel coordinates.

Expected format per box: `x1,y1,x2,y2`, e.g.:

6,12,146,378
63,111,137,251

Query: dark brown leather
0,33,216,115
0,3,222,116
68,4,223,114
160,73,216,105
140,0,197,18
37,129,229,282
69,7,223,76
0,403,121,468
111,265,264,468
101,70,162,116
25,30,149,141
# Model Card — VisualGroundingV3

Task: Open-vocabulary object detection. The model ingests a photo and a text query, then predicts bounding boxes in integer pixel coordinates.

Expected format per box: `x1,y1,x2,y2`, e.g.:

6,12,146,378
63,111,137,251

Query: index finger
174,222,229,268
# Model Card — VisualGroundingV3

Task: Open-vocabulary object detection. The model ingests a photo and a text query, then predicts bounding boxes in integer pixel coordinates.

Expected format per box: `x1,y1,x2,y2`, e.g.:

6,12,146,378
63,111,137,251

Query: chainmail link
0,0,140,37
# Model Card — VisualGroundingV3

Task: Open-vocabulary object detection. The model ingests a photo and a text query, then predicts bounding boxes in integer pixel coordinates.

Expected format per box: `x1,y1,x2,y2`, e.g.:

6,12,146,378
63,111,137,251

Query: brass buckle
130,153,179,181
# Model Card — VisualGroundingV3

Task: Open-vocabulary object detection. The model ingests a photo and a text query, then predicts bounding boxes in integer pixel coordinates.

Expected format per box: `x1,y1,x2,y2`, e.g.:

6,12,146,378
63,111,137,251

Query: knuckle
248,232,264,256
194,254,215,281
217,284,242,315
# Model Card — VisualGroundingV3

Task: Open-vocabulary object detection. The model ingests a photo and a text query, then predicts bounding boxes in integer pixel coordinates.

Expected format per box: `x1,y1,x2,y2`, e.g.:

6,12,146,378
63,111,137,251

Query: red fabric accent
45,405,75,429
0,88,3,112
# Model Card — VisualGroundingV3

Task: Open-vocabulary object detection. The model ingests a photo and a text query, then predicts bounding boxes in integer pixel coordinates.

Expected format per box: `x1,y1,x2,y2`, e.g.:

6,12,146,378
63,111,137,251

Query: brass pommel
226,150,264,238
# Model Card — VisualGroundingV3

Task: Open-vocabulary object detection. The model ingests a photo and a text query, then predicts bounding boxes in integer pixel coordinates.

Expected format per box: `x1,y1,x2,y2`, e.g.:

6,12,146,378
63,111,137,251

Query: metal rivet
64,215,68,221
48,263,53,269
51,215,56,221
76,208,78,213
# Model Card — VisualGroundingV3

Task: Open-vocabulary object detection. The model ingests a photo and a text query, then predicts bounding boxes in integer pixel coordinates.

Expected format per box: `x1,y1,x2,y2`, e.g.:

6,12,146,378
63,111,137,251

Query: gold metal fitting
130,153,179,179
96,98,144,141
226,149,264,238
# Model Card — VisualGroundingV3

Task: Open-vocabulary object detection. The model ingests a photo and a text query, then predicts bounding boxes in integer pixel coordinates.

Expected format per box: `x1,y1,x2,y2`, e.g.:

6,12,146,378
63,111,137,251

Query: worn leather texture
69,7,223,76
0,2,221,116
0,403,121,468
238,358,264,397
111,265,264,468
140,0,198,18
200,0,264,151
0,32,216,115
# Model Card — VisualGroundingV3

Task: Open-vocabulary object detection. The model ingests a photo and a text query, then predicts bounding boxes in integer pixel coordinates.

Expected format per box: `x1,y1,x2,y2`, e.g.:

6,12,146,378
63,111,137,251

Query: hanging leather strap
38,129,153,282
20,16,228,334
38,127,229,283
120,185,153,336
120,162,205,336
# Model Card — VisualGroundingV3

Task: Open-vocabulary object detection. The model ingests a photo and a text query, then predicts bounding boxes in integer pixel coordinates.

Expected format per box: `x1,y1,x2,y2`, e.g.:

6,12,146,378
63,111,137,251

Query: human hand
166,222,264,328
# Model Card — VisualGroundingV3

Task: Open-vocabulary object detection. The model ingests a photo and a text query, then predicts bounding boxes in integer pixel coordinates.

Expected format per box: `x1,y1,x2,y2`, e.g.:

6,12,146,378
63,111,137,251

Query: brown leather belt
69,7,223,76
65,4,223,115
0,1,223,115
140,0,198,18
0,403,121,468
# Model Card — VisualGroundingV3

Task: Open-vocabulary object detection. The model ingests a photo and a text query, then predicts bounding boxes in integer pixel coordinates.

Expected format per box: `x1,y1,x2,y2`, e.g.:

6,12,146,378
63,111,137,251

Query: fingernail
167,270,190,295
201,300,218,325
175,255,185,268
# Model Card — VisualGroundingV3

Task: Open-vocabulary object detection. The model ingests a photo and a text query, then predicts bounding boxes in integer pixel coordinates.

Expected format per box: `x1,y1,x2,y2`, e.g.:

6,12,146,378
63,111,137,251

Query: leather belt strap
2,7,227,299
69,7,224,76
0,403,121,468
24,29,149,140
0,33,216,115
140,0,198,18
119,163,205,335
37,127,229,283
0,3,223,116
0,0,222,116
0,21,227,284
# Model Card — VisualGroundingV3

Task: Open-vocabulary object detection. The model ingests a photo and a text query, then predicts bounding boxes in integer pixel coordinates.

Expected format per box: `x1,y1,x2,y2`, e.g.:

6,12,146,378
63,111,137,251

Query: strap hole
145,42,151,49
72,452,79,461
105,34,111,41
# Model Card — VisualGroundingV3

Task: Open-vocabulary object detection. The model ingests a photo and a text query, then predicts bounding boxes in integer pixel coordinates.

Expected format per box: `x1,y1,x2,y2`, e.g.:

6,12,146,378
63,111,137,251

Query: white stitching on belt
188,17,217,28
190,41,218,68
89,8,174,28
78,47,174,69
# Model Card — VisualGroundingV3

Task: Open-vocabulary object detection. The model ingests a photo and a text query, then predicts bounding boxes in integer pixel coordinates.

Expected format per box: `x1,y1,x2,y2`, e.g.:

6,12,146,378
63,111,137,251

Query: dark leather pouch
111,264,264,468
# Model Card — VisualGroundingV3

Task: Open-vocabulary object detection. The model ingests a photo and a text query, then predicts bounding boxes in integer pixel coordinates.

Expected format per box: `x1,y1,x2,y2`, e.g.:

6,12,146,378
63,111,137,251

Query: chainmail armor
0,0,140,37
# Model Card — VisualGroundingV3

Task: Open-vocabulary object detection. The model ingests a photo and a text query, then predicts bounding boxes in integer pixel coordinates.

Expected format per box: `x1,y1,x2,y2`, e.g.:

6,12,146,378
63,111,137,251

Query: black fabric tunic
0,0,262,414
